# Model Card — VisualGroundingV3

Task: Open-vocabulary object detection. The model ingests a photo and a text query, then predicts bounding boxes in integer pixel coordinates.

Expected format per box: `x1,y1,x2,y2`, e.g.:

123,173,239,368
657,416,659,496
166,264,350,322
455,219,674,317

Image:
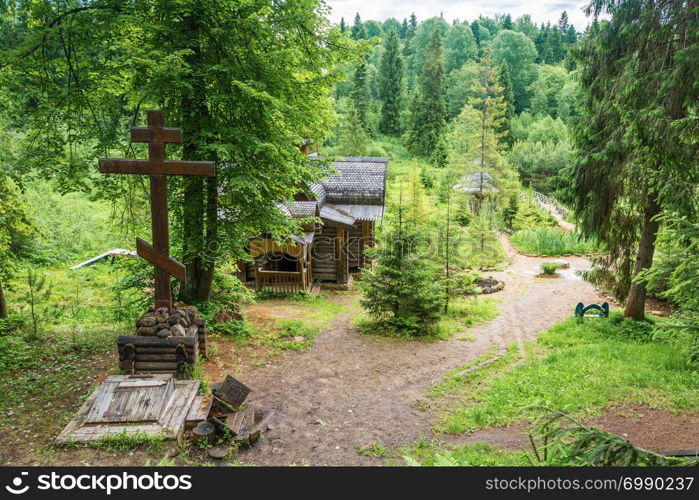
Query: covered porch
245,235,314,293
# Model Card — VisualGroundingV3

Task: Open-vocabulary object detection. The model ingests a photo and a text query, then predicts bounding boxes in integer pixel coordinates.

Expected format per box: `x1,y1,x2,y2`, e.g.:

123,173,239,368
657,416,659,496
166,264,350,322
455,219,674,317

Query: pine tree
360,182,444,334
431,135,449,168
546,26,565,63
405,29,447,157
378,30,404,135
409,13,418,33
350,59,371,128
442,186,456,312
558,11,570,33
497,62,515,148
351,13,365,40
501,14,513,30
400,18,408,38
534,23,547,62
339,17,346,33
502,193,519,230
469,50,507,212
339,102,369,156
572,0,699,320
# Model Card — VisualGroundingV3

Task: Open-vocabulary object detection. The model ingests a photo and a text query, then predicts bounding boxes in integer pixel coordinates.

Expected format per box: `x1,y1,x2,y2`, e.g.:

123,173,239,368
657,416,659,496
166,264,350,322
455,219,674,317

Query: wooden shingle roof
322,157,388,205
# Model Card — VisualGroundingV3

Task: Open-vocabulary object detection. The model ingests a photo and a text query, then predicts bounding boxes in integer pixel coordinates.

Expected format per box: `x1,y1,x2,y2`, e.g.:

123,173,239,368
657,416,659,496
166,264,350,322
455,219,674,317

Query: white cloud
325,0,593,32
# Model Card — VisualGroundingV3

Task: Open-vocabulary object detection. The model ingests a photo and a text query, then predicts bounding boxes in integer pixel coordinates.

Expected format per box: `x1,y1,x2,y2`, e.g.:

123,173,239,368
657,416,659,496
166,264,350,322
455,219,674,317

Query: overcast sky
325,1,594,32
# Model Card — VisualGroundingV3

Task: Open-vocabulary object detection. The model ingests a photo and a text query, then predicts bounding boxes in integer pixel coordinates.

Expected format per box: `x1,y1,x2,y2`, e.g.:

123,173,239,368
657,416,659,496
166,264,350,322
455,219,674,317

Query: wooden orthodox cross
99,110,215,311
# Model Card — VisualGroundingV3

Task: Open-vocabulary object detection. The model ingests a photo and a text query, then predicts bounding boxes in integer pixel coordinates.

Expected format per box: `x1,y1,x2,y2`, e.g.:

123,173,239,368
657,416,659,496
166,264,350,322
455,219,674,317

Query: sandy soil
234,242,606,465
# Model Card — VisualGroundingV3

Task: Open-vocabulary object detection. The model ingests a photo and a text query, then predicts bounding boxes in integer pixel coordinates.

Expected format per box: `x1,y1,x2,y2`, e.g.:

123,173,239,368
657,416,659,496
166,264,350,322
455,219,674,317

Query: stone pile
136,302,204,339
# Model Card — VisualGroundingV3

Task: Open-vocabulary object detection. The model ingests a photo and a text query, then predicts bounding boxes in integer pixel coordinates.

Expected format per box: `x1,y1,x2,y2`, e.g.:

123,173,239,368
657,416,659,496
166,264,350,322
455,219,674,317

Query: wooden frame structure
240,156,387,292
57,375,211,444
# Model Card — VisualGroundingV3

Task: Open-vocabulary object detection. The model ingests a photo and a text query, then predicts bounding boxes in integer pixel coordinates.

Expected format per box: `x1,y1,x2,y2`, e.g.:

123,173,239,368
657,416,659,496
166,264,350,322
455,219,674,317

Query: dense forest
0,0,696,467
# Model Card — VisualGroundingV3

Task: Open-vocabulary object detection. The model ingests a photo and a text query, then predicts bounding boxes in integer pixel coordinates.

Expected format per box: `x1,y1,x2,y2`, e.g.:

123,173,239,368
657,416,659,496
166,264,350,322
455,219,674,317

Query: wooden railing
255,268,307,293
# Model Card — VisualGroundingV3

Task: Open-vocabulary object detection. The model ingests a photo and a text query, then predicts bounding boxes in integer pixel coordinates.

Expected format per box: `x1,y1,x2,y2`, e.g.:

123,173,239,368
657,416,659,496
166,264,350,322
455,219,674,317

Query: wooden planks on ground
56,375,200,444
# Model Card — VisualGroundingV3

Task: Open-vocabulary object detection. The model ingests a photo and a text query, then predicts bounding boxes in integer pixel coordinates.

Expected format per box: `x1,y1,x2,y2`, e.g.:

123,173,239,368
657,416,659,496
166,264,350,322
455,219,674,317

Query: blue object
575,302,609,318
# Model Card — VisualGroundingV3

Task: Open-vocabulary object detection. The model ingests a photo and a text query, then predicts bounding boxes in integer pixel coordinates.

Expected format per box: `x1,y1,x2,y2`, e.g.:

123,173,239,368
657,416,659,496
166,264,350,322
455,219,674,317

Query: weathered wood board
57,374,201,444
213,375,251,410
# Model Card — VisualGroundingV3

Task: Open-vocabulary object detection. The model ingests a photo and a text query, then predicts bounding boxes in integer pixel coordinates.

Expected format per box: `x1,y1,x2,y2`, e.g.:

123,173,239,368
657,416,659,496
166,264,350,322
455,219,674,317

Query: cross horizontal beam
136,238,186,282
131,127,182,144
99,158,215,177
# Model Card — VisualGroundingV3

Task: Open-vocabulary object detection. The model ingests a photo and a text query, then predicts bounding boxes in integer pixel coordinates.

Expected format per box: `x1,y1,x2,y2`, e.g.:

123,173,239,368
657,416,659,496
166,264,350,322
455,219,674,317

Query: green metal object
575,302,609,318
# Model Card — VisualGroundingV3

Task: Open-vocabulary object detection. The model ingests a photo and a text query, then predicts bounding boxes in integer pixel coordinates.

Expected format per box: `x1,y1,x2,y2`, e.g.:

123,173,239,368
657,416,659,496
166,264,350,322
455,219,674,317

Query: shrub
214,319,253,339
540,262,559,275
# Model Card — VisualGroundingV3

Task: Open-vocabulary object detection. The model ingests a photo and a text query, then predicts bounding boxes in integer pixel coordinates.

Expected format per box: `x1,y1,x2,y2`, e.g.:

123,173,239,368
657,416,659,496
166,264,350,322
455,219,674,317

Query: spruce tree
572,0,699,320
471,50,507,189
405,29,447,157
500,14,513,30
400,18,408,38
497,62,515,148
339,17,346,33
350,59,371,128
351,13,365,40
360,182,444,334
546,26,565,63
339,102,369,156
378,30,404,136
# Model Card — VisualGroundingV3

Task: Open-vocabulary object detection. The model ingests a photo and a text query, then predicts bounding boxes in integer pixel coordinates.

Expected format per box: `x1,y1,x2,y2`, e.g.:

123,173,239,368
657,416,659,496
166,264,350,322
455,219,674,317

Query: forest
0,0,697,468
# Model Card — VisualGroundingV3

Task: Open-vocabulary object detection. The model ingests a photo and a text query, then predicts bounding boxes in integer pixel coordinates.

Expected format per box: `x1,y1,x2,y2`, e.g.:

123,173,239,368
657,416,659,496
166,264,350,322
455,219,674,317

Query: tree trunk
177,10,217,303
624,195,662,320
0,280,7,319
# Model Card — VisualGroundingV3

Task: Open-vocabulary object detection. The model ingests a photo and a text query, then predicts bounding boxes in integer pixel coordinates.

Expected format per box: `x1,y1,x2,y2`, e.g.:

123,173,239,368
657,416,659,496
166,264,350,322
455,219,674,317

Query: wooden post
336,229,348,284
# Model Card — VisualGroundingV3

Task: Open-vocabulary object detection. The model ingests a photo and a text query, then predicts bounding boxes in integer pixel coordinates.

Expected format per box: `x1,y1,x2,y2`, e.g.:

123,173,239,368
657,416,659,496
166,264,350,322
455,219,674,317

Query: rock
138,325,158,336
292,336,306,343
194,318,205,327
318,368,335,378
207,445,229,460
552,259,571,269
154,307,169,323
156,328,170,338
186,325,199,337
171,324,186,337
476,277,505,294
168,314,180,325
179,317,188,328
137,314,156,327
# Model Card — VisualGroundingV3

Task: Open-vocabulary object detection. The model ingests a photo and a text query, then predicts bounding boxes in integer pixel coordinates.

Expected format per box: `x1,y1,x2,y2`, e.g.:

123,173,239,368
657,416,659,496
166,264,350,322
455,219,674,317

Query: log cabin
239,156,388,292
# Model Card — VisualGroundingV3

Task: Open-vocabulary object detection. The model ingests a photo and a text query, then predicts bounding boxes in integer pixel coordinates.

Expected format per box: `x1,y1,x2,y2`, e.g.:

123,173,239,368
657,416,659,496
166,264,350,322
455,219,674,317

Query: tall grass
510,227,597,256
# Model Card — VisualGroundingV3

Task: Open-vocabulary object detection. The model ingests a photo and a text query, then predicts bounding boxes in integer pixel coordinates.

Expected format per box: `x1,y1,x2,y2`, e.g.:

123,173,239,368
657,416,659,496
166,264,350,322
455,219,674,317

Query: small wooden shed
240,156,388,291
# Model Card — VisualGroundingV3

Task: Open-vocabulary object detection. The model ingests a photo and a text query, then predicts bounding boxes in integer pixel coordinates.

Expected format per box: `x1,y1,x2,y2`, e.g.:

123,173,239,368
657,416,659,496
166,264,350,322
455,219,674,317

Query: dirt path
237,241,605,465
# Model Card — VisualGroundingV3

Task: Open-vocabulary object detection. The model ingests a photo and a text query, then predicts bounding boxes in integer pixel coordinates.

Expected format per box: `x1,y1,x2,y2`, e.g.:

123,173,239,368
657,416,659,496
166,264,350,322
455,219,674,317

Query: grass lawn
354,296,500,340
399,440,529,466
433,313,698,433
510,227,598,256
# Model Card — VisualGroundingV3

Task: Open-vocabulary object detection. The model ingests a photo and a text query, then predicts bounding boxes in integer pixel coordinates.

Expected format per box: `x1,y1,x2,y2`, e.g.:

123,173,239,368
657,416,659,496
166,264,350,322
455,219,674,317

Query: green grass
510,227,598,256
356,297,499,341
540,262,559,275
435,313,699,433
235,294,348,351
400,440,529,466
435,297,500,339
